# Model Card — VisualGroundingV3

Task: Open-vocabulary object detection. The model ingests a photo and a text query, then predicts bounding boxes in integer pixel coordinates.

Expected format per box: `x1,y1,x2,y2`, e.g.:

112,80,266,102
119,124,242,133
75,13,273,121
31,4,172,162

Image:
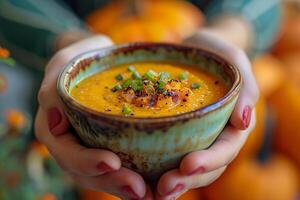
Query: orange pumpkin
178,189,203,200
269,79,300,173
202,155,299,200
280,52,300,86
272,2,300,56
252,54,286,97
106,17,180,43
86,0,203,43
80,189,120,200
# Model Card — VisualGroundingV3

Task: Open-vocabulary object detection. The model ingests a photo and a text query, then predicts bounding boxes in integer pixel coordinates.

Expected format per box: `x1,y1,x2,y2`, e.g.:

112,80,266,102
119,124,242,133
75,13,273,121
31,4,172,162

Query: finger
38,35,113,135
35,108,121,176
156,167,226,199
71,167,147,200
180,111,256,176
185,30,259,130
226,48,259,130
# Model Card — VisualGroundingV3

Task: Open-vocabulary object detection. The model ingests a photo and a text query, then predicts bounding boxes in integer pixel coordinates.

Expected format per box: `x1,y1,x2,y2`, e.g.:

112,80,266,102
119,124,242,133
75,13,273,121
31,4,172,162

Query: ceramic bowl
57,43,242,183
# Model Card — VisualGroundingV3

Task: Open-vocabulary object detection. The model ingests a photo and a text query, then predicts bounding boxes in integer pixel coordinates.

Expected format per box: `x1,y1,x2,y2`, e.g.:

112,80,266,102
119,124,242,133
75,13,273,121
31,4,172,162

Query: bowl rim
57,42,242,124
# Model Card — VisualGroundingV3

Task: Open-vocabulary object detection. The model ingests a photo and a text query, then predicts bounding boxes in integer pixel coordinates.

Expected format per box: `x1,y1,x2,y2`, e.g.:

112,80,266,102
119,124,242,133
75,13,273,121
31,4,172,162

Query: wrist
54,29,94,51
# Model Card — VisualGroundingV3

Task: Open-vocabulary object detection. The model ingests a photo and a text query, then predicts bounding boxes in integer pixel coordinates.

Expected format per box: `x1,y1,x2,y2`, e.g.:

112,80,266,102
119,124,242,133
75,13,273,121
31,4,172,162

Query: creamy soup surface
71,62,229,117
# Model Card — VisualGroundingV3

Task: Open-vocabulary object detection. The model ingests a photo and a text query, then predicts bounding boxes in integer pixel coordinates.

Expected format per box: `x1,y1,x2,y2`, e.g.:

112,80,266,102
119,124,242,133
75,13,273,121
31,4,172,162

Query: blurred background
0,0,300,199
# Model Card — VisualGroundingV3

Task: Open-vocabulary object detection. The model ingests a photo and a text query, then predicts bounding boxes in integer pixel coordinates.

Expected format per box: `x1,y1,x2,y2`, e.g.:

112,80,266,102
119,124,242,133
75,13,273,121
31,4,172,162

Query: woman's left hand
155,29,259,200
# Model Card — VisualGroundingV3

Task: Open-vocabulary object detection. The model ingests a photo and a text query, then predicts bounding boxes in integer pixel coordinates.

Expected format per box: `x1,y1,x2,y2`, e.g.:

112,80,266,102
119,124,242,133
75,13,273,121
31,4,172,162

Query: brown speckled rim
57,42,242,124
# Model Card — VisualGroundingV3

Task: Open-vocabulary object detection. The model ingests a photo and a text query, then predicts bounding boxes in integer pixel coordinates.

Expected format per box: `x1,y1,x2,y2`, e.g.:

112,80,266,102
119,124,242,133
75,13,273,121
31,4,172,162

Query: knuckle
54,156,73,173
52,48,75,65
217,140,237,167
33,110,46,143
34,124,43,143
75,161,92,175
98,35,113,46
37,85,49,105
229,47,245,62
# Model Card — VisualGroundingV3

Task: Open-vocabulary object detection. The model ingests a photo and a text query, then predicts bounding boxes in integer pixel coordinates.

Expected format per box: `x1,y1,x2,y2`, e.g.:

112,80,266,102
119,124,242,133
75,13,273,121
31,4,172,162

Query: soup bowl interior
57,43,241,182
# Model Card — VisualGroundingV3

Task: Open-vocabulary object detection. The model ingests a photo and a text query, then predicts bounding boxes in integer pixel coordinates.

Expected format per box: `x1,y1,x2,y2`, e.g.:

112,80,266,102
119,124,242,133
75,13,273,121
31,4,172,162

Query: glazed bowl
57,43,242,183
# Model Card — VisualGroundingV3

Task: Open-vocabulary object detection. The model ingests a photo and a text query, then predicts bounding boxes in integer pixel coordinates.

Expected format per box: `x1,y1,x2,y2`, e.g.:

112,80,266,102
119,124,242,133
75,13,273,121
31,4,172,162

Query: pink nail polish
242,106,252,129
121,186,140,199
187,166,206,176
165,184,185,196
96,162,115,173
47,107,62,134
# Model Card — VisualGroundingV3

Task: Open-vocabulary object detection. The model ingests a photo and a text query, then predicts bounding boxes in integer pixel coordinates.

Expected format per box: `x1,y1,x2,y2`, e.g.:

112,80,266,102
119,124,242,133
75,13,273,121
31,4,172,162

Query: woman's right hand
35,35,153,200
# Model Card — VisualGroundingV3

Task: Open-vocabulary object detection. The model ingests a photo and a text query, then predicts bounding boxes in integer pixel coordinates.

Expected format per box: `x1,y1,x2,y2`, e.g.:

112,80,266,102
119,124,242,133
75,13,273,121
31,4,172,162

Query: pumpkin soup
71,62,229,117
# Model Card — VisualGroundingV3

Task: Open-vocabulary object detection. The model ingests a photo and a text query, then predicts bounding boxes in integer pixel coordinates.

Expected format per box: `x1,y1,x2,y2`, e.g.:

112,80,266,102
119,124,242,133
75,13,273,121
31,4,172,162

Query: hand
35,35,153,199
155,29,259,200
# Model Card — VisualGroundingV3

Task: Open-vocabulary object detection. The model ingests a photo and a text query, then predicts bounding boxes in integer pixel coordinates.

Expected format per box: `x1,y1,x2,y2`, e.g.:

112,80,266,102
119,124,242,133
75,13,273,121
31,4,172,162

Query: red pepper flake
172,95,179,103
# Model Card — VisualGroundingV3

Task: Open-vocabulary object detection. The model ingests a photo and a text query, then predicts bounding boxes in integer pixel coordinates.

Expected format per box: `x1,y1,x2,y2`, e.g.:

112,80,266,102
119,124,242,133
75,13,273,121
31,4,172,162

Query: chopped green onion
157,80,167,92
146,84,155,94
128,65,136,73
144,70,158,80
179,71,189,81
132,71,142,79
111,84,123,92
122,105,132,115
122,79,133,88
191,83,201,89
121,78,143,91
115,74,123,81
131,79,143,91
158,80,167,88
159,72,170,81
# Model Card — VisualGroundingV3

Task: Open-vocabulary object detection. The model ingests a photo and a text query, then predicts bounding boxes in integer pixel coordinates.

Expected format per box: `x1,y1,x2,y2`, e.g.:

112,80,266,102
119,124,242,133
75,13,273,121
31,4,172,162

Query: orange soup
71,62,229,117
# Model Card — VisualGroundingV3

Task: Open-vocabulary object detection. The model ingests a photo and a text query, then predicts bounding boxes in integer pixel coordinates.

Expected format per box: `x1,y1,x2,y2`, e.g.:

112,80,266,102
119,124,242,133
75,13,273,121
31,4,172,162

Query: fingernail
121,186,140,199
47,107,62,134
165,183,185,196
96,162,115,174
242,106,252,129
187,166,205,176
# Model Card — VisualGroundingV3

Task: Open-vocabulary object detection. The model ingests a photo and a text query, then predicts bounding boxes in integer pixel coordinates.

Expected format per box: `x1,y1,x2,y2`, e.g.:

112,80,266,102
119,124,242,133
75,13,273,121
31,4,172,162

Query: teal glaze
57,43,242,183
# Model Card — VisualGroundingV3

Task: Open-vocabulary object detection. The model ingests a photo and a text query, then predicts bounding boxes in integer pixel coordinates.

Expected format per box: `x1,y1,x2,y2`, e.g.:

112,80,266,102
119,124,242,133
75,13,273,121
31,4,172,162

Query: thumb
38,35,113,135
